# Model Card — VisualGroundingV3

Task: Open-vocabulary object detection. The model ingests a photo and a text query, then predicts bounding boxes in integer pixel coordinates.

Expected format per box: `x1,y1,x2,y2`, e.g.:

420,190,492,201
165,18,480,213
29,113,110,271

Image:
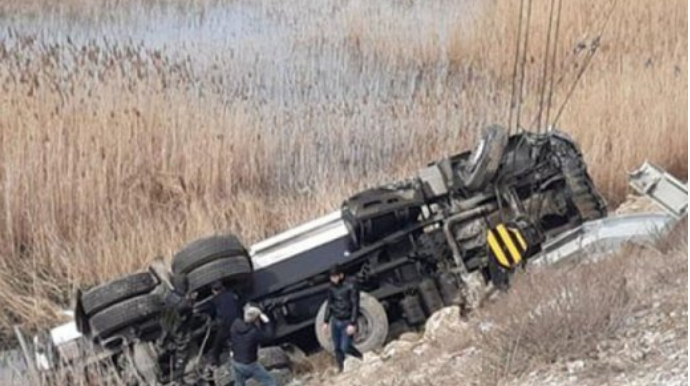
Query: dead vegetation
0,0,686,341
478,255,635,383
475,221,688,385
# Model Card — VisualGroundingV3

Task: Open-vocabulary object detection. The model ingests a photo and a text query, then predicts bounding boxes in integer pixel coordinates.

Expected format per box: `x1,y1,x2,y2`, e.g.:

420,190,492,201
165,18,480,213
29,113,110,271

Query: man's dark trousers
330,319,362,371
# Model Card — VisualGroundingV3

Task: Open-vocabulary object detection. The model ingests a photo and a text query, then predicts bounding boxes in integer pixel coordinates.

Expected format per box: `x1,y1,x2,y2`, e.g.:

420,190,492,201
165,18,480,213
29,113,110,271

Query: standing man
230,305,277,386
208,281,240,366
321,265,363,373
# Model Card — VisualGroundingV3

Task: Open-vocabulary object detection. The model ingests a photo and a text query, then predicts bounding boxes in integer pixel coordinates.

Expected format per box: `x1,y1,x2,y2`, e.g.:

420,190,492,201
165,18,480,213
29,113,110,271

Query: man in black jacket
230,305,276,386
321,265,363,372
208,281,240,366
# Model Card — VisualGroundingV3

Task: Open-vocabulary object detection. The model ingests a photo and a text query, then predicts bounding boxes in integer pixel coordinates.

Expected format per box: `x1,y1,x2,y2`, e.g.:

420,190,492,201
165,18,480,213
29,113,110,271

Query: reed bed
0,0,685,341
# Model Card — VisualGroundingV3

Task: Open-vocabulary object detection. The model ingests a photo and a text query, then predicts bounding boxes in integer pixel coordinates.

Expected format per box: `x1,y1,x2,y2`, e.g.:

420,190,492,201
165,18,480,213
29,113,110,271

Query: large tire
89,294,164,340
81,272,158,317
172,235,247,275
461,125,508,191
315,291,388,354
258,346,290,370
186,256,252,293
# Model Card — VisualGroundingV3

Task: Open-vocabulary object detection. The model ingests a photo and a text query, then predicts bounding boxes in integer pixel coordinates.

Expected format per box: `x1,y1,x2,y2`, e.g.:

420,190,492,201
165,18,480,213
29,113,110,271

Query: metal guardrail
531,213,677,266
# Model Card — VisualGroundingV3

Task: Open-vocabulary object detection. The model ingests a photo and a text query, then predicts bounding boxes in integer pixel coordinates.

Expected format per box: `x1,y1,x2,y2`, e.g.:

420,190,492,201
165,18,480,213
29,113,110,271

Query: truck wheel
258,346,290,370
81,272,158,317
315,292,388,354
461,124,508,191
186,256,252,294
89,294,164,341
172,235,247,275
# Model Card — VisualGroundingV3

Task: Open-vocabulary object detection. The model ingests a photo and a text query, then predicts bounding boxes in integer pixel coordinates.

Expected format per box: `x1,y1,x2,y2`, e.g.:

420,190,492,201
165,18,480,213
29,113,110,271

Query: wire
514,0,533,134
536,0,557,134
508,0,527,135
545,0,563,127
552,0,619,125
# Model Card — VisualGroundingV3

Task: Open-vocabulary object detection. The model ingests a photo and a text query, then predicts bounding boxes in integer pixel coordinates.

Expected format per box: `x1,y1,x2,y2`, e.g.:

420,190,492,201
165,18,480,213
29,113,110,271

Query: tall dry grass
346,0,688,191
0,0,686,340
475,221,688,385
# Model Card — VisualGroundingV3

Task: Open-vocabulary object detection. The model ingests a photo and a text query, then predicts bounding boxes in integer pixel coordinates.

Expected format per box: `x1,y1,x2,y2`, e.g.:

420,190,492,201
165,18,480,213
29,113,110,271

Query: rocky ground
291,196,688,386
507,267,687,386
294,288,686,386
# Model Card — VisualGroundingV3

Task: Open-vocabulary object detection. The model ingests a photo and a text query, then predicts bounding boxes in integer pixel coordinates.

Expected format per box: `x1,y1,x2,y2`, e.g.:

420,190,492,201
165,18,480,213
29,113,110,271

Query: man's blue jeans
232,361,277,386
330,319,362,371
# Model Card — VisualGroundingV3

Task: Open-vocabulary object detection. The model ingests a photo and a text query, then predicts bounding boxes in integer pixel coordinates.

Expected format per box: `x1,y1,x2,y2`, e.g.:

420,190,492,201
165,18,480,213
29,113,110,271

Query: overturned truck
70,125,606,384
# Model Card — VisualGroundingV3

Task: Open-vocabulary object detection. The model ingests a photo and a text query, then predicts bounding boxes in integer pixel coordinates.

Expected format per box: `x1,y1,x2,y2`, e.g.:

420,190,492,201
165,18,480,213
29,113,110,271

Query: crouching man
230,305,277,386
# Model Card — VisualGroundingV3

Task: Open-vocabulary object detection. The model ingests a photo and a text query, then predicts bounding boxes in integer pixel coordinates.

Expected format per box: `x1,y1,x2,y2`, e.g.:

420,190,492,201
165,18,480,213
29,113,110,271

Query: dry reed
0,0,685,341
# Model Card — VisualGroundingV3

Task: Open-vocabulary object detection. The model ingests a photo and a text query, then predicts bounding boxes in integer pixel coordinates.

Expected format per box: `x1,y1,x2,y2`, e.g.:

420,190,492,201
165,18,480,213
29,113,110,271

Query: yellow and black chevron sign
487,224,529,269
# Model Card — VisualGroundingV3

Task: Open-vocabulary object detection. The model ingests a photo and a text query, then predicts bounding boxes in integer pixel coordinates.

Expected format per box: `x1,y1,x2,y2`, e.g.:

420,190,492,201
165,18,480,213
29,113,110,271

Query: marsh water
0,0,482,105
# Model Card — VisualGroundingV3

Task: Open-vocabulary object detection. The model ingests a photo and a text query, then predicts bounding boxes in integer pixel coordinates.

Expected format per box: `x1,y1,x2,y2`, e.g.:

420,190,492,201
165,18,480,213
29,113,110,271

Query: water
0,0,483,106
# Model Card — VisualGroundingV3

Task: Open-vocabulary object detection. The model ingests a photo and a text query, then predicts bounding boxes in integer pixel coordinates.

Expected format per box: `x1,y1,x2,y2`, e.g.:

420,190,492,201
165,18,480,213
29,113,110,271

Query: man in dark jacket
230,305,276,386
321,265,363,372
207,281,240,366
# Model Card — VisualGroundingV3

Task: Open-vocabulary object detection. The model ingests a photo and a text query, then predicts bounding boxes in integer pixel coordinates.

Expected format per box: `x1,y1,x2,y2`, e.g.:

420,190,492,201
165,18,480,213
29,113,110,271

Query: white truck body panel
249,211,352,297
250,211,349,269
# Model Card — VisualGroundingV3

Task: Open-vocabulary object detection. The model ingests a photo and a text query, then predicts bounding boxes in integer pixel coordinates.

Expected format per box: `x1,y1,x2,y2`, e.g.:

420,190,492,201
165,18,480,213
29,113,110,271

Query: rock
566,360,585,374
343,352,380,373
282,343,313,373
381,340,415,360
478,321,494,333
397,332,422,342
413,342,431,356
461,272,493,310
272,368,294,386
362,351,381,364
424,306,468,341
629,349,646,362
615,194,662,215
343,357,360,373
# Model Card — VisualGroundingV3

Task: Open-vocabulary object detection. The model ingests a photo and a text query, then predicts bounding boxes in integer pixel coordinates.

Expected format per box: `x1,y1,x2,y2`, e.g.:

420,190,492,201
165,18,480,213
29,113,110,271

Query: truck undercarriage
58,125,607,385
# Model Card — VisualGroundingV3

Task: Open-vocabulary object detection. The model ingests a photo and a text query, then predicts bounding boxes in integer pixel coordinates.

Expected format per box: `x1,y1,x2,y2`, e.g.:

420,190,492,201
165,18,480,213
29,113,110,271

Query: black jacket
211,290,239,326
323,281,359,324
230,319,273,364
194,290,239,326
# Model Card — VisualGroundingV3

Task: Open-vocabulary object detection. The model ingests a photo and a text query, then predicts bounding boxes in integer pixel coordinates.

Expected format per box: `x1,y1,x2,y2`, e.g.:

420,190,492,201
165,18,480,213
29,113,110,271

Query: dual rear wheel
79,235,253,344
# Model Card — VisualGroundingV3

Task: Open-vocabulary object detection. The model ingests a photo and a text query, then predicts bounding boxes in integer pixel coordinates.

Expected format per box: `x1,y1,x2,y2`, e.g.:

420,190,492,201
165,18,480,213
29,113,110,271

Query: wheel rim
469,138,487,166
